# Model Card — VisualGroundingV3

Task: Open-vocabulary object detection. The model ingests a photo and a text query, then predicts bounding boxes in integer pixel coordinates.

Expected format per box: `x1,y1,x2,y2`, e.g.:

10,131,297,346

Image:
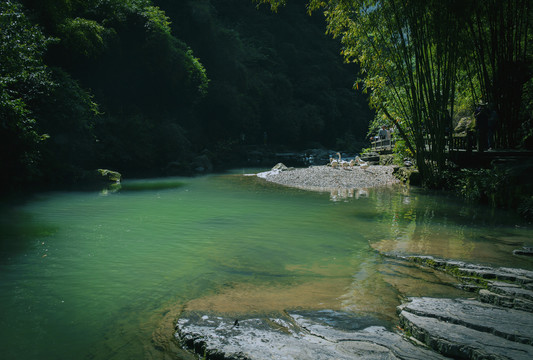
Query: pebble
257,165,400,191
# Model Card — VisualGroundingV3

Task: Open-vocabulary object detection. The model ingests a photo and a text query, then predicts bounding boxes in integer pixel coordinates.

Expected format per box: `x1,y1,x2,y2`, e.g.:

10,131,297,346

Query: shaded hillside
1,0,371,190
157,0,371,149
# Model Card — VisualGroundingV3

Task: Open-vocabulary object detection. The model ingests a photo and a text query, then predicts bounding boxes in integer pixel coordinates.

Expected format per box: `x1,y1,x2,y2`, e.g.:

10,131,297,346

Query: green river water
1,170,532,359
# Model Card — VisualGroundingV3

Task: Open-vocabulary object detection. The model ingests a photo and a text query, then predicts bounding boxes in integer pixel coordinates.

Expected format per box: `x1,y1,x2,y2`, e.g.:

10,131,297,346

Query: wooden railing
448,135,471,151
371,135,473,153
371,138,395,151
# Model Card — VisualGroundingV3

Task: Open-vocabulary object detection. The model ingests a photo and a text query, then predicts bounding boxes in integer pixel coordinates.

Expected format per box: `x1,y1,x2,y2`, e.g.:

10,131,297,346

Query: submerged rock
514,246,533,256
175,310,449,359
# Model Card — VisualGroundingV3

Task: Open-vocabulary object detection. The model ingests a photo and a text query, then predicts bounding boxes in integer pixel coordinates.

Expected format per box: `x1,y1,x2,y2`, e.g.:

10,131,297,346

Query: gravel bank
257,165,400,191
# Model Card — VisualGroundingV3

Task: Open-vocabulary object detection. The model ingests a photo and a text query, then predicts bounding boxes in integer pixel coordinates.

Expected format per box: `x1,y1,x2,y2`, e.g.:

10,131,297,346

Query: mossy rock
454,116,475,135
393,167,421,186
97,169,122,183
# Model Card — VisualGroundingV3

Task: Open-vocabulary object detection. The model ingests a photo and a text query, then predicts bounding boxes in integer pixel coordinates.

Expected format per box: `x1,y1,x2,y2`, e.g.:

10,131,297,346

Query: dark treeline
0,0,371,190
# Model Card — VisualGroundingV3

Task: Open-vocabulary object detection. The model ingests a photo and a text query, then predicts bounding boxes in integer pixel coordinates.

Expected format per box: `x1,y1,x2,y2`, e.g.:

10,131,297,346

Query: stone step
398,297,533,345
457,266,533,285
487,281,533,301
399,310,533,360
394,255,533,286
479,289,533,312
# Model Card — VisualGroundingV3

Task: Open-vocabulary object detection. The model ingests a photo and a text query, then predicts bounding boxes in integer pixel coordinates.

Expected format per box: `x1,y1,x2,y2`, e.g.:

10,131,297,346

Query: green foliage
0,0,212,186
454,169,506,205
0,0,56,188
0,1,55,94
520,76,533,149
187,50,209,97
466,0,531,149
315,0,465,184
57,17,108,58
34,68,100,184
518,197,533,222
141,5,171,34
254,0,286,11
392,138,414,165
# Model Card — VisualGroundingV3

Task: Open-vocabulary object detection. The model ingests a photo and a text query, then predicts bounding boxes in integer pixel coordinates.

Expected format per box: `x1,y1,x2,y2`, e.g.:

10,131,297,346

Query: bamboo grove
258,0,532,186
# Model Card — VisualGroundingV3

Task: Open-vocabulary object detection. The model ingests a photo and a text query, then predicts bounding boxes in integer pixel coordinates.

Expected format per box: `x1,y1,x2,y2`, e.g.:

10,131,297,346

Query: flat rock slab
175,310,450,359
399,297,533,359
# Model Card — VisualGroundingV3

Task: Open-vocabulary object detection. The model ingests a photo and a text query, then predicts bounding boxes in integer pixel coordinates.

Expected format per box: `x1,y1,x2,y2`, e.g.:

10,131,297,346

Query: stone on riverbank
175,310,450,360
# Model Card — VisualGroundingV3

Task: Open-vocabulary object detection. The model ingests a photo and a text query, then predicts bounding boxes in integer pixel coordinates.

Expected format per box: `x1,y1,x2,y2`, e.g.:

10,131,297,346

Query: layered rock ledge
390,255,533,359
387,254,533,312
175,255,533,359
398,297,533,359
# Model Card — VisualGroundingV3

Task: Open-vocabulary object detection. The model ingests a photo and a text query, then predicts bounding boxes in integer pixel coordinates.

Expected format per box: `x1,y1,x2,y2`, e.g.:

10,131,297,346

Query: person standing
474,102,489,152
378,125,388,140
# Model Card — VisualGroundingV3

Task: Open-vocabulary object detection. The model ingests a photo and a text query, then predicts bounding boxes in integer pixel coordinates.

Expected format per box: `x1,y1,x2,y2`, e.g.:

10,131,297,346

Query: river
0,170,531,359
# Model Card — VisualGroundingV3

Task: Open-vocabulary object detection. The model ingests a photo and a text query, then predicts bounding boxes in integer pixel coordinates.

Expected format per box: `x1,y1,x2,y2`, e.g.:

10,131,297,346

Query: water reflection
364,187,533,269
329,188,369,202
100,178,187,195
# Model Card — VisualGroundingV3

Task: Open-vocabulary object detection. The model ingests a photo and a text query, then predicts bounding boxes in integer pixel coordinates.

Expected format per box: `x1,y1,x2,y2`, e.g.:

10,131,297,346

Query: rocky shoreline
175,255,533,359
256,164,401,191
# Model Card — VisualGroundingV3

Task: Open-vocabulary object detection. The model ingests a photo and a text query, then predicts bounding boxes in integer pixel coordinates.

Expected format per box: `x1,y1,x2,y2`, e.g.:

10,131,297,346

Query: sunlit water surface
1,171,531,359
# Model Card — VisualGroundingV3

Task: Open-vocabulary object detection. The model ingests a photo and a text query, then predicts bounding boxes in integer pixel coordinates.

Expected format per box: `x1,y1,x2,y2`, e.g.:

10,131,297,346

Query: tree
466,0,531,149
0,0,55,188
305,0,466,185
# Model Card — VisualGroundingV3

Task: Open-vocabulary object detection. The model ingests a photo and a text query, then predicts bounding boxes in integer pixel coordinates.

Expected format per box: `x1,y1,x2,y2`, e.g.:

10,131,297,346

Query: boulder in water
96,169,121,183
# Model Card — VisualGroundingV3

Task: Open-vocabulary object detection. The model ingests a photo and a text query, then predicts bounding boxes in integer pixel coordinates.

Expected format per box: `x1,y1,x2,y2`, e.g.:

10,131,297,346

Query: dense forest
0,0,372,190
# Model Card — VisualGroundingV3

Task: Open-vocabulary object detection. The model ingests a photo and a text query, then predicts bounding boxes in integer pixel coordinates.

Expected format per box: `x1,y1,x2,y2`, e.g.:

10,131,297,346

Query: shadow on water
0,209,59,259
105,178,188,193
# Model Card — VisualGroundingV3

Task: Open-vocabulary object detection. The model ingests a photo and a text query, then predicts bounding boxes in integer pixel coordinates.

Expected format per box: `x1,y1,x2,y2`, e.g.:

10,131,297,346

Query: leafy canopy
0,0,56,185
